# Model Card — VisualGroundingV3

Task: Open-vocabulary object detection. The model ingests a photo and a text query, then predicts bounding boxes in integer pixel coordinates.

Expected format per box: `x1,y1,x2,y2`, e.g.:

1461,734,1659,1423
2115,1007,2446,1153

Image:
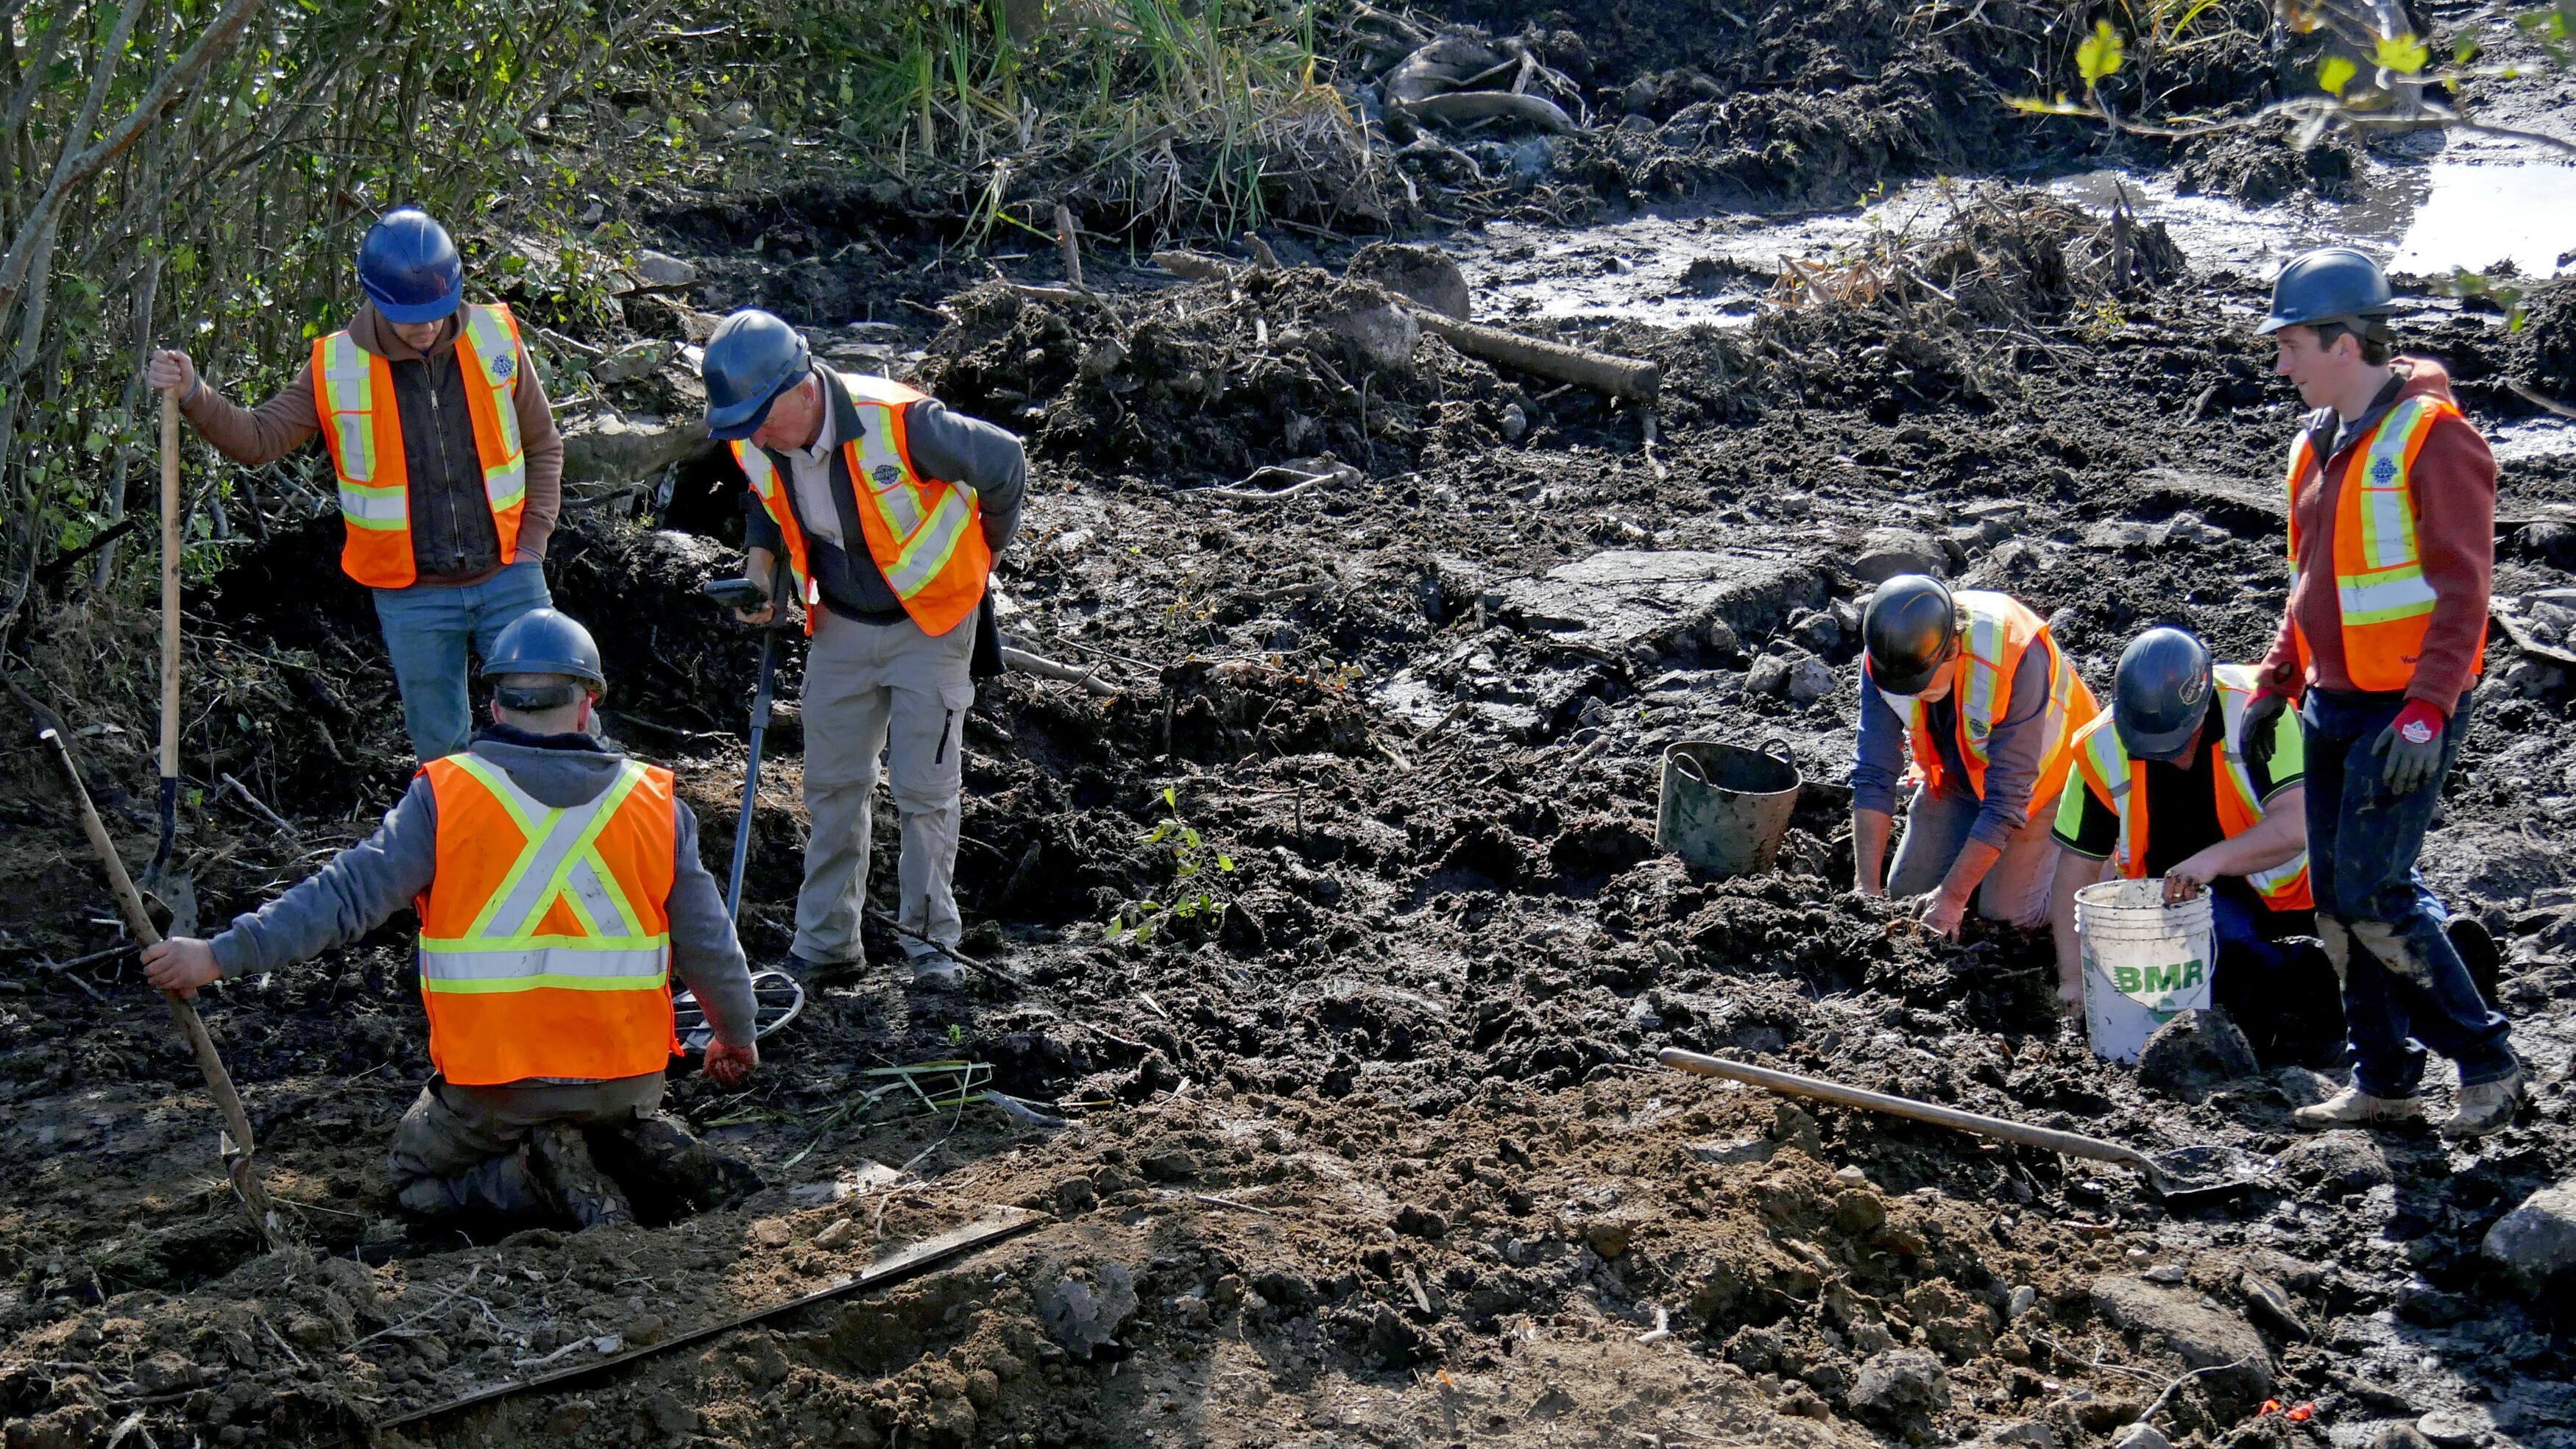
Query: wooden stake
1053,202,1083,289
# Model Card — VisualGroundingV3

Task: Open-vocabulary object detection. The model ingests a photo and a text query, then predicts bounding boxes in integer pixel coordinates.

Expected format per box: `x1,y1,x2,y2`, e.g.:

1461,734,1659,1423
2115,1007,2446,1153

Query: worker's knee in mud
2315,915,2352,983
2349,918,2434,982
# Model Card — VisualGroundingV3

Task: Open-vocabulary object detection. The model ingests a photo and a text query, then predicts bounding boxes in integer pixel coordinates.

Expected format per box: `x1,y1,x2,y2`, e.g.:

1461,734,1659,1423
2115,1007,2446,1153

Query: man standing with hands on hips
698,309,1025,986
2240,247,2520,1138
147,207,562,763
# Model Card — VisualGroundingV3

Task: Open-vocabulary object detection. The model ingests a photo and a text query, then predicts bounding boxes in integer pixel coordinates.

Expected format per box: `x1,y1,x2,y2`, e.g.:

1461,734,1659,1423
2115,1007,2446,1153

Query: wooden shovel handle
1657,1047,2150,1170
38,724,276,1244
160,387,181,782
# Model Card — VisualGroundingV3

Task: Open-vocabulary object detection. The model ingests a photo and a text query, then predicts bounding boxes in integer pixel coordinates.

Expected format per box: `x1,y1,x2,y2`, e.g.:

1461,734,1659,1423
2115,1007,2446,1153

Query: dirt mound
2177,116,2366,206
919,272,1532,486
2512,278,2576,399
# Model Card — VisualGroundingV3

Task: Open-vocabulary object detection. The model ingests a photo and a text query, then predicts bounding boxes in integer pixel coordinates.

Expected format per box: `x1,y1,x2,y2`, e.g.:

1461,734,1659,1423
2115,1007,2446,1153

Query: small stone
1747,654,1792,697
2239,1272,2309,1340
750,1219,793,1248
2088,1276,2274,1414
1702,618,1741,656
2368,1427,2438,1449
1393,1204,1448,1239
1318,297,1418,372
1832,1189,1887,1234
2416,1407,2490,1448
1835,1166,1868,1186
1848,1347,1950,1424
623,1311,668,1347
2134,1007,2260,1102
1139,1149,1200,1183
2483,1179,2576,1292
813,1218,860,1249
2007,1284,2037,1319
1345,241,1470,321
1039,1264,1140,1358
1584,1219,1633,1258
1977,1422,2056,1448
1850,528,1946,584
2109,1424,2173,1449
1785,656,1836,704
2142,1263,2186,1284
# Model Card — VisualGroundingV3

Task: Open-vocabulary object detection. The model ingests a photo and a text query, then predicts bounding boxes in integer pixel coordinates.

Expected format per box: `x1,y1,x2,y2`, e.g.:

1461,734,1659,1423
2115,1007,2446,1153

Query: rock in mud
2087,1276,2272,1414
1850,528,1945,584
560,409,712,485
1974,1423,2056,1449
1317,297,1419,373
1747,653,1792,697
2278,1130,2392,1194
1497,549,1822,657
2109,1424,2173,1449
1345,242,1470,320
2482,1179,2576,1292
2134,1007,2258,1101
1784,655,1836,704
1849,1347,1950,1425
1038,1264,1139,1357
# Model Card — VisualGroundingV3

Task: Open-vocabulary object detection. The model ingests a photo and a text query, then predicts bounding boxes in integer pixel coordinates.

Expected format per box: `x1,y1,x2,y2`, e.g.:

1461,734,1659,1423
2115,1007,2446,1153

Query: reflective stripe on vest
732,371,992,637
2068,664,2313,910
312,302,528,589
414,753,678,1084
1865,591,2098,821
2285,392,2483,692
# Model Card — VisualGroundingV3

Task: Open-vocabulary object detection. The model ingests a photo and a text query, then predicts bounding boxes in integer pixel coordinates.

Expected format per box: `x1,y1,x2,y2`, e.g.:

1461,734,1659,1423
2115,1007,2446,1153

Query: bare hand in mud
2056,976,2084,1017
704,1038,759,1087
141,938,221,998
1917,890,1967,940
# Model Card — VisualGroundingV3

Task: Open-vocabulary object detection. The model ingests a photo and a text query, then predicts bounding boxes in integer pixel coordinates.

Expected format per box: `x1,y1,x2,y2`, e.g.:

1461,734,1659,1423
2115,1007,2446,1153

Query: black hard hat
358,208,464,325
2112,626,2215,762
2257,247,2393,336
702,308,812,441
481,609,606,690
1862,575,1958,696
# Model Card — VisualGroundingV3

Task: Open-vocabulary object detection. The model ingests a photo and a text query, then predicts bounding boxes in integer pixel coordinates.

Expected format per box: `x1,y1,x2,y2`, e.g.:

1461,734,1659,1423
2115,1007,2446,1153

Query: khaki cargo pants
793,606,976,963
385,1073,662,1220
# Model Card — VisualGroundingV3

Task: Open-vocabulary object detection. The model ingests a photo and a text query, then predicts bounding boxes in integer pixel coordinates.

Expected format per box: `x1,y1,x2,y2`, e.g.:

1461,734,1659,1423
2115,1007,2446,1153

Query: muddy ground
7,1,2576,1446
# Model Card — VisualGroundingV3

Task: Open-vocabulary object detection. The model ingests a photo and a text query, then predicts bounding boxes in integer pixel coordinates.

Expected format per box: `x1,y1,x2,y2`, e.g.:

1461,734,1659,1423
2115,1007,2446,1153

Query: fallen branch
999,645,1119,697
218,772,299,843
1200,477,1322,504
2510,380,2576,422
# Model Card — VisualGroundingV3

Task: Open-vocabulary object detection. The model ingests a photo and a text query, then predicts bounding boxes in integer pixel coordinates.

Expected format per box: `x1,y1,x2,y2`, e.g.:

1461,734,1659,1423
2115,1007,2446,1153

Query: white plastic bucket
2074,878,2215,1063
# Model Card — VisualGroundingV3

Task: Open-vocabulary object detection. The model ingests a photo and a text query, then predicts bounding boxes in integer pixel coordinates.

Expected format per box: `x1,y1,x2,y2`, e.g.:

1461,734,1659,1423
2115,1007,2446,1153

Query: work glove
2372,700,2447,796
2240,689,2292,771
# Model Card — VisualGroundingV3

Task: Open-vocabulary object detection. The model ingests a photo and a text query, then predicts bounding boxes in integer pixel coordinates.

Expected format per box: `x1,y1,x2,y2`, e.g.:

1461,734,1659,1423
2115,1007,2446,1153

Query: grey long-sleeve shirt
740,368,1026,622
1851,642,2054,847
209,730,757,1052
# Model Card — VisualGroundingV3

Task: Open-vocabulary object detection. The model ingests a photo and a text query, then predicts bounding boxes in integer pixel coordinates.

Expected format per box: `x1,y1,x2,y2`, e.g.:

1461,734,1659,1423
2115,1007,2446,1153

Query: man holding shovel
146,206,562,763
141,609,760,1228
697,309,1025,986
2240,247,2520,1138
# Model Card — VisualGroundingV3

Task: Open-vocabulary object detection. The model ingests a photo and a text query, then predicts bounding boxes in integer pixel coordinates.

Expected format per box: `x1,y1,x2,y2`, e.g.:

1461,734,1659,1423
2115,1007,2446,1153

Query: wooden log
1150,250,1659,400
999,645,1119,697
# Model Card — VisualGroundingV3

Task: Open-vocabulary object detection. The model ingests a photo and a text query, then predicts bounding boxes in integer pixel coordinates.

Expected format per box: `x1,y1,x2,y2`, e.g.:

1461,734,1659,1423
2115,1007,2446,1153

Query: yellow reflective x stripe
885,489,972,595
319,334,379,486
853,406,927,536
509,762,648,940
442,755,651,943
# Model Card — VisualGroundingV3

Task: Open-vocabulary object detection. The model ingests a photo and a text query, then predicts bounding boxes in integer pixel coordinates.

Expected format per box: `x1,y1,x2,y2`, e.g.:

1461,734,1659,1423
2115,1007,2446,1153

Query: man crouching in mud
142,609,763,1228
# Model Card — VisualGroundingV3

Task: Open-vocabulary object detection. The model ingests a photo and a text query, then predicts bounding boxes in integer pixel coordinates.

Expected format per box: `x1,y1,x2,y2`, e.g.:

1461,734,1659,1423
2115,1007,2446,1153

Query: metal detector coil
675,968,804,1053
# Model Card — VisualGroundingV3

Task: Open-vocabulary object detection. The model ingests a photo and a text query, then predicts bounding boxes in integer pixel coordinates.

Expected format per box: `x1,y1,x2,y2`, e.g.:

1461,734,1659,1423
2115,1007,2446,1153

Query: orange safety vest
314,303,529,589
732,372,992,637
2067,664,2313,910
2285,393,2487,692
1866,590,2098,821
413,753,679,1085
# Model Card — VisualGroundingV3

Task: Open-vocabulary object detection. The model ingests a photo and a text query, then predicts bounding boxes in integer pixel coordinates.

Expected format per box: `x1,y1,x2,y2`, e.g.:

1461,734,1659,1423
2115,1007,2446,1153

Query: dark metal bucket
1657,738,1802,879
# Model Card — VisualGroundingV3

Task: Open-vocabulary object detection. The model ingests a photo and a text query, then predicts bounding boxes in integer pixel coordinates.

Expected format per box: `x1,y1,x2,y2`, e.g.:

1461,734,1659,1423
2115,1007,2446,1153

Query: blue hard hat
2112,626,2215,762
2257,247,2393,336
358,208,464,325
481,609,606,689
702,309,813,440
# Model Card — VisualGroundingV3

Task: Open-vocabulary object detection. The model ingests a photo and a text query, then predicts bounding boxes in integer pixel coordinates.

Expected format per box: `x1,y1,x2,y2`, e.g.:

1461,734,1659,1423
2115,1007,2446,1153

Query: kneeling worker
142,610,760,1228
1853,575,2099,938
2049,628,2321,1032
698,309,1026,984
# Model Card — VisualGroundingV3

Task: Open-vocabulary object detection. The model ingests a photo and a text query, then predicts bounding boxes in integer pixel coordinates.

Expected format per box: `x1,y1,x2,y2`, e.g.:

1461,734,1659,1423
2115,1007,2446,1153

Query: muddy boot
597,1112,763,1215
394,1148,553,1225
907,945,964,991
2293,1086,2424,1130
527,1121,635,1229
2441,1063,2528,1140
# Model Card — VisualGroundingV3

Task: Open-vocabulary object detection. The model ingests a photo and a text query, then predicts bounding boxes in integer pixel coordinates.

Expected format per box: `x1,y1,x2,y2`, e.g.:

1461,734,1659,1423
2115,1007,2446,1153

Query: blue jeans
2301,687,2514,1095
372,558,553,762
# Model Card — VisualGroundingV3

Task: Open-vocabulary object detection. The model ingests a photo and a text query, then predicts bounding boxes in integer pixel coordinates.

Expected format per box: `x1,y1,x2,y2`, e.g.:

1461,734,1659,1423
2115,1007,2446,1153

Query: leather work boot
2441,1065,2528,1140
2293,1087,2424,1130
598,1112,764,1214
526,1121,636,1229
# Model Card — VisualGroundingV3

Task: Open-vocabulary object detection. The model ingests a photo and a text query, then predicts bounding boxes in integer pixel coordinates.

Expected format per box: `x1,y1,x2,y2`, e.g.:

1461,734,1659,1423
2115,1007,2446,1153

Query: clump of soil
2177,116,2366,206
2511,277,2576,399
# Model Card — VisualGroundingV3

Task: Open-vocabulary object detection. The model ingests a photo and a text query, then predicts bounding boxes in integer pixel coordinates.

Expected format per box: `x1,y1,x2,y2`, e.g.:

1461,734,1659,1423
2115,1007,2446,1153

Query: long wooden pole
38,723,277,1246
152,387,180,869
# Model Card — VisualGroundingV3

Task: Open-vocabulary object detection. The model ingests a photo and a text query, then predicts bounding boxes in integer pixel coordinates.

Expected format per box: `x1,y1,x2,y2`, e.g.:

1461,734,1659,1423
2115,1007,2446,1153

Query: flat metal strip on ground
360,1207,1047,1437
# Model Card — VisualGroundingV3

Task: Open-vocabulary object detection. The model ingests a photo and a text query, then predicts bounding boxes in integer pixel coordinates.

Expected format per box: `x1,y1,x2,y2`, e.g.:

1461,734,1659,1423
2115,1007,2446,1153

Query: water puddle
1452,152,2574,331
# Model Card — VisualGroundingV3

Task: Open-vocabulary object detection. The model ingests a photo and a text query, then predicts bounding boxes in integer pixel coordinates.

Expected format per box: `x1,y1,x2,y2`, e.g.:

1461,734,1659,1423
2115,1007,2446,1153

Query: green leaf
1216,854,1235,872
2374,31,2430,73
1161,785,1177,808
2007,94,2094,115
2453,31,2481,63
2318,54,2358,95
1181,826,1200,849
1145,821,1172,845
2077,21,2126,85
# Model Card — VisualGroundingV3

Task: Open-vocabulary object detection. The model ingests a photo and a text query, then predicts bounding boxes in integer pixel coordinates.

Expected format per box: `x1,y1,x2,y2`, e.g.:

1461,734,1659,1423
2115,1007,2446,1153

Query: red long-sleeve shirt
2260,357,2494,715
